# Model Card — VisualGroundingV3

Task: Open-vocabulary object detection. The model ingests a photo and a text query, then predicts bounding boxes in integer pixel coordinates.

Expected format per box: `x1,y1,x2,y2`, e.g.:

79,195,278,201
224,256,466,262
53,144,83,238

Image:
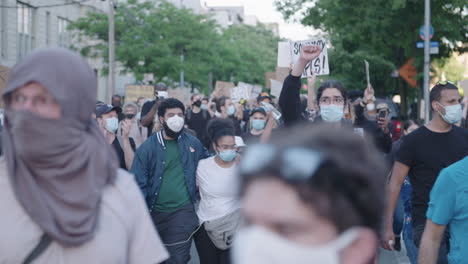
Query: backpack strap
23,233,52,264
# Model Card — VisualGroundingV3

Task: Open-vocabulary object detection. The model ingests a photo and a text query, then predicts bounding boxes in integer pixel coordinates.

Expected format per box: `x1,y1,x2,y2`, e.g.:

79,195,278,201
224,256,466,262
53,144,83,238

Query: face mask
437,103,463,125
163,116,185,139
252,119,266,130
366,103,375,111
104,117,119,134
227,105,236,116
232,226,358,264
193,100,202,107
125,114,135,120
218,149,237,162
201,104,208,110
320,105,344,122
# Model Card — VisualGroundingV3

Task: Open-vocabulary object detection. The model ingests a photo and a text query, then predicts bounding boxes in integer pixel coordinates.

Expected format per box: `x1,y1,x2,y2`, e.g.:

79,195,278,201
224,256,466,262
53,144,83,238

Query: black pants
194,224,231,264
151,204,199,264
413,223,450,264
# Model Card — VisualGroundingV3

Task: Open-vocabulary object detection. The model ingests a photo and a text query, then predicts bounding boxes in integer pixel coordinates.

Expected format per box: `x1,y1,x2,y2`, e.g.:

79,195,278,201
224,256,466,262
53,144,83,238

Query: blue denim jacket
131,130,209,212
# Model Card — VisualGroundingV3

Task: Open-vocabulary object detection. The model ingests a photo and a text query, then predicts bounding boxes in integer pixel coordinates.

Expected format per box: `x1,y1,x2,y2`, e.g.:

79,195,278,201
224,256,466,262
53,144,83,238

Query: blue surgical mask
219,150,237,162
320,105,344,122
105,117,119,133
227,105,236,116
437,103,463,125
252,119,266,130
201,104,208,110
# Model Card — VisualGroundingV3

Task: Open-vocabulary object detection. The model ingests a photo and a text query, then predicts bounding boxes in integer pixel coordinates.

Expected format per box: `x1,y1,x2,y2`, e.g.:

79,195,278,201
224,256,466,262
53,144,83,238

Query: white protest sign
277,41,292,67
251,85,263,99
364,60,370,87
231,82,252,102
270,79,283,98
290,39,329,78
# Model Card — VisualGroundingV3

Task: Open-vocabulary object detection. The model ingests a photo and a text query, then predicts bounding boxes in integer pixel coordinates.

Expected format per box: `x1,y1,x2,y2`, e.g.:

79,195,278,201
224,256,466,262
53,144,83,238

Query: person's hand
121,119,131,138
381,226,395,251
299,45,322,64
363,84,375,104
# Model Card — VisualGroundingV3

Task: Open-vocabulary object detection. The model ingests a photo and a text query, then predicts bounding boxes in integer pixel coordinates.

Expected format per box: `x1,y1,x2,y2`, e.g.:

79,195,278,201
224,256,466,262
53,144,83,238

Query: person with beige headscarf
0,48,168,264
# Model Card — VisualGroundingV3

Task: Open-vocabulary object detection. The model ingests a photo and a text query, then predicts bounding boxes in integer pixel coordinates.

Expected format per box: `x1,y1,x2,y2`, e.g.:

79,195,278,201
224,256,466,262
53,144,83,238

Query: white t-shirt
0,159,169,264
196,156,241,223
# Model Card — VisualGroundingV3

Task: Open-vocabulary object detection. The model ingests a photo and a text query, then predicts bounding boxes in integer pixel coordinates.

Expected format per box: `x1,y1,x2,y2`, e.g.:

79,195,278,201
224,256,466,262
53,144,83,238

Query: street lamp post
108,0,116,103
423,0,431,123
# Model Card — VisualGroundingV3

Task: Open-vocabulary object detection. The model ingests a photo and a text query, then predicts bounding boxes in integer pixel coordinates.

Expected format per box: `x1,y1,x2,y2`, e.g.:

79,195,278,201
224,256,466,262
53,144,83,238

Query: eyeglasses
319,96,345,105
239,144,326,181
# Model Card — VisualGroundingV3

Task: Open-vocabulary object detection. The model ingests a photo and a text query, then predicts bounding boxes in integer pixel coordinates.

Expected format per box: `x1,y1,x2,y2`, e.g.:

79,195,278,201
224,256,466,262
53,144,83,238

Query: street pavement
187,243,411,264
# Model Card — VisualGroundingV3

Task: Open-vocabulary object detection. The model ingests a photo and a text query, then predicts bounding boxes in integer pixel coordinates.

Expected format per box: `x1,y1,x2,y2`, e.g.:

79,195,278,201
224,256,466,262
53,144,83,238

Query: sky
203,0,319,40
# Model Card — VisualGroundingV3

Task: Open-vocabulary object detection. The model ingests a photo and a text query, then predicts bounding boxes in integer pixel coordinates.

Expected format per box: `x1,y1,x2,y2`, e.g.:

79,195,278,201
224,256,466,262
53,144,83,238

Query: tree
276,0,467,117
70,0,279,94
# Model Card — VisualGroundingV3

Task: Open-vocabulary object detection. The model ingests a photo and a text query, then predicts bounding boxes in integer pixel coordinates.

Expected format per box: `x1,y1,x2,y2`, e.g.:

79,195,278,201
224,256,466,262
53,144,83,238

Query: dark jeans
393,194,404,235
151,204,199,264
413,223,450,264
194,224,231,264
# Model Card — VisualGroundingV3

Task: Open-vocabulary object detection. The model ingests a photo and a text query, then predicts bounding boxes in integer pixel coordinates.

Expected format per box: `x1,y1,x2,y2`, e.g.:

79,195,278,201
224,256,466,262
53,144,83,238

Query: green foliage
70,0,279,94
276,0,467,99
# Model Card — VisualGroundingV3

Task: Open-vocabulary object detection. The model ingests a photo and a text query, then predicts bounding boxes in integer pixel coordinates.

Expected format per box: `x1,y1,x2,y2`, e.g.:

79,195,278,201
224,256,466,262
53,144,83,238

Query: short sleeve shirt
427,157,468,264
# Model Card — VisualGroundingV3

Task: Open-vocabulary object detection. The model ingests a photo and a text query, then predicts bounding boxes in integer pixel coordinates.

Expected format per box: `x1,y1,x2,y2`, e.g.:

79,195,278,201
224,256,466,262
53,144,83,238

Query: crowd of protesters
1,47,467,264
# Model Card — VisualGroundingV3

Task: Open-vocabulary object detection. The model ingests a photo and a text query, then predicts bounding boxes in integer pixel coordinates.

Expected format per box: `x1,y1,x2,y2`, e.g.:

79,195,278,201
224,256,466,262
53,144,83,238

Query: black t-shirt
229,116,242,136
112,137,136,170
141,100,157,135
241,131,261,144
395,125,468,227
185,109,211,148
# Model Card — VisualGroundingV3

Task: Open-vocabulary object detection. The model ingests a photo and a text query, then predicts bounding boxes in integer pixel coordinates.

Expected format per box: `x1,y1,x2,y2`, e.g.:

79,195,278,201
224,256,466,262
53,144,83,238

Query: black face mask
193,100,202,107
125,114,136,120
162,121,183,139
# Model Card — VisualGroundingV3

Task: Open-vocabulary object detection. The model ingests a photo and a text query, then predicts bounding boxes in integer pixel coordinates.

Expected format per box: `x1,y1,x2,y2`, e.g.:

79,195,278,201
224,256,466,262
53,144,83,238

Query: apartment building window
58,17,70,48
17,1,35,59
1,0,8,58
46,12,51,45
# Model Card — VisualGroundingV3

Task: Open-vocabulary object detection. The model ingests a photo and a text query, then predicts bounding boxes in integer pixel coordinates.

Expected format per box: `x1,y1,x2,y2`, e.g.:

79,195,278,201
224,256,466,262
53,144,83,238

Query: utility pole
180,50,185,88
423,0,431,123
108,0,116,103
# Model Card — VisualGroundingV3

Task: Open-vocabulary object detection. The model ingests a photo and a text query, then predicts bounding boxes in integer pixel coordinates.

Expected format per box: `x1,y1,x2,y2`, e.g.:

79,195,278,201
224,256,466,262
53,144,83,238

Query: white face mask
437,102,463,125
104,117,119,134
366,103,375,111
320,105,344,122
232,226,358,264
166,115,185,132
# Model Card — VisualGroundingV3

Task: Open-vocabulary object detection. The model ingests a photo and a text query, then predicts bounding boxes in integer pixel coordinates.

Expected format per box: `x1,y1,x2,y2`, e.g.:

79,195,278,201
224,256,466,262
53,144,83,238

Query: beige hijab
2,48,118,247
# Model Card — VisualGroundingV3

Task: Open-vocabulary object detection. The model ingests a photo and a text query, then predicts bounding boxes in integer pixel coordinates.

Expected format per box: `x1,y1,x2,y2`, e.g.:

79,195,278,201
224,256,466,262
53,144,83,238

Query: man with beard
131,98,209,264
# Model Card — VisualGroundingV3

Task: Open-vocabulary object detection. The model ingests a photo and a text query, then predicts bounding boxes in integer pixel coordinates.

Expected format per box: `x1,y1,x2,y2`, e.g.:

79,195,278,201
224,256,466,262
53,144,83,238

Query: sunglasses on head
239,144,327,182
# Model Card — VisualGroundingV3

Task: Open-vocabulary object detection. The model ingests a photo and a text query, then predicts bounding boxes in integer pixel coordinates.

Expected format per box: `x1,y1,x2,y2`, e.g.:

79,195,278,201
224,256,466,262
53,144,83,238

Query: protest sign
270,79,283,98
231,83,252,103
276,67,290,84
277,41,292,67
251,85,263,100
125,85,154,103
365,60,370,87
215,81,235,97
290,39,329,78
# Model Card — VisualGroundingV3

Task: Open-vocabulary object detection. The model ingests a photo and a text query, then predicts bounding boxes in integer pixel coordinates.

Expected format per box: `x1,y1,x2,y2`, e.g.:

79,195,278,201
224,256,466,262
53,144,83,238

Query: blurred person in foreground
0,48,167,263
233,124,387,264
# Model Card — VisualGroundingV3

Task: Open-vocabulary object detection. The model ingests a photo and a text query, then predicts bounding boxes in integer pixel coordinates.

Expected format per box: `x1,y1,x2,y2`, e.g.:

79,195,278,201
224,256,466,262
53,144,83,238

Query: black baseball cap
95,104,122,118
250,107,267,117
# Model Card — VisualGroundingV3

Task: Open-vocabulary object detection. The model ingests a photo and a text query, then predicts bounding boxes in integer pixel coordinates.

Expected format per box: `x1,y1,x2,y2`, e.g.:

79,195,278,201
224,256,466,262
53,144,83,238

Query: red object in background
392,120,402,141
